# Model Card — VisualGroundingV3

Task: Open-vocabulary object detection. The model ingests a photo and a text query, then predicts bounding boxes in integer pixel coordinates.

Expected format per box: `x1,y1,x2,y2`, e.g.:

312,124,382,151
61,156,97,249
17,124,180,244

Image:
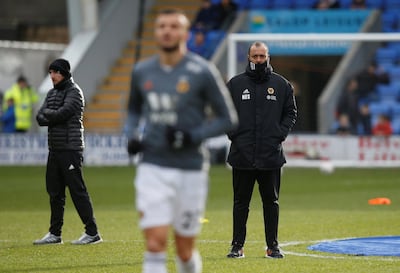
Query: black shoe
227,245,244,258
265,247,284,258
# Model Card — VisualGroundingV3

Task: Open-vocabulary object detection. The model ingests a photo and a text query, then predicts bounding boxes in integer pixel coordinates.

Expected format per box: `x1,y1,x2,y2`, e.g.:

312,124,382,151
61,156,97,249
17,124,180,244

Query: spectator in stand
358,102,372,135
372,114,393,136
1,98,16,133
2,75,38,133
336,114,352,135
336,78,359,134
188,31,208,58
313,0,340,9
192,0,219,31
213,0,238,30
350,0,366,9
356,62,389,101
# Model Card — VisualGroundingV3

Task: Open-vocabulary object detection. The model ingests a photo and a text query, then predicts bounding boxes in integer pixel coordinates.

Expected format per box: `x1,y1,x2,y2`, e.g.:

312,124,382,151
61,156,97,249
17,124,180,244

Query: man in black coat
226,42,297,258
34,59,102,245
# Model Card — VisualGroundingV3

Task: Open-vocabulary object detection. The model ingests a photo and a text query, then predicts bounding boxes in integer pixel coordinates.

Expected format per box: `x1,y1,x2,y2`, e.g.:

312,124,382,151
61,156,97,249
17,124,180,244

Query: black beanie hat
49,58,71,79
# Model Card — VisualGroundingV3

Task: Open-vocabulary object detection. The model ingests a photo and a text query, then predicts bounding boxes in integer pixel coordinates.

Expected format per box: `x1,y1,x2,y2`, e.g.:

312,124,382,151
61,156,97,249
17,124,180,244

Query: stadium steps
84,0,200,134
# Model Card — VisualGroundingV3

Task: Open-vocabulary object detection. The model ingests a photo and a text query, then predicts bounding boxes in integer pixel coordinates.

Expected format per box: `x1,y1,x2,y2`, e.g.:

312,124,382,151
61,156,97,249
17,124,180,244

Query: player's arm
124,69,143,138
191,64,238,143
124,68,144,155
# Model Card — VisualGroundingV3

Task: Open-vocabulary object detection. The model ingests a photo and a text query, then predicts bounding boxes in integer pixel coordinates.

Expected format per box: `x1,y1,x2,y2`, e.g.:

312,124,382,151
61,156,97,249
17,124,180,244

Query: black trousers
231,168,281,249
46,150,98,236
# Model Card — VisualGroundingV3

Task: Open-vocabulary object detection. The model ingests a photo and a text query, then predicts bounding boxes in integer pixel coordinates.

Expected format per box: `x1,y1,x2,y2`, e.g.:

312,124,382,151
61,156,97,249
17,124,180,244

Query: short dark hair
248,41,268,55
157,8,190,30
17,75,27,83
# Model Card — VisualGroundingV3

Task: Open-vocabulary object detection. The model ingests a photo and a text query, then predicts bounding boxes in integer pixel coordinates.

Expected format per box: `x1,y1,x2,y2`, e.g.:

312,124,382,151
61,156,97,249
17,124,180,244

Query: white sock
176,250,202,273
143,251,167,273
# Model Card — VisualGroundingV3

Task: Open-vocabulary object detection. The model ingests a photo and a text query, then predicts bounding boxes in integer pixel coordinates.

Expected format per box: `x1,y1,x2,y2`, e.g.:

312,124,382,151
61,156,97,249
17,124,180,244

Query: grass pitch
0,165,399,273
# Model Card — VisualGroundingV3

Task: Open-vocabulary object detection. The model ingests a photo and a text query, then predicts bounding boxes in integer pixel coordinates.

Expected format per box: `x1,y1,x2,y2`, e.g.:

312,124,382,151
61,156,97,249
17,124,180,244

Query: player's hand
165,126,192,149
127,138,143,155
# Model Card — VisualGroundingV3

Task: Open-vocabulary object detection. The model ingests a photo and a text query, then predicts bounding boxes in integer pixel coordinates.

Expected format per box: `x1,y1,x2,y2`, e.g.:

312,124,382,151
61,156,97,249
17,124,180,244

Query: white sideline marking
196,239,399,261
2,238,398,261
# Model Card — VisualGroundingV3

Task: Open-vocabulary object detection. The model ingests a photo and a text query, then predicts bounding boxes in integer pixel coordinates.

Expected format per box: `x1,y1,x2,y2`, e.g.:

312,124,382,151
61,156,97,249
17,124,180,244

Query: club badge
176,78,190,94
266,87,277,101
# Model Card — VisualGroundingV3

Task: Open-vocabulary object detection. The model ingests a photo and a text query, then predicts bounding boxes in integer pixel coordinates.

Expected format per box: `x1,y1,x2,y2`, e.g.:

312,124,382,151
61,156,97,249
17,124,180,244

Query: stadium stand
83,0,202,133
294,0,317,9
5,0,394,134
374,47,398,65
365,0,384,9
376,83,400,102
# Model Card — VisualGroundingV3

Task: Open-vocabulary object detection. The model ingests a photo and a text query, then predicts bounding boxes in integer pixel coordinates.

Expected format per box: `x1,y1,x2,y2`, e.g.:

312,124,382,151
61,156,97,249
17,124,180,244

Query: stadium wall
1,134,400,167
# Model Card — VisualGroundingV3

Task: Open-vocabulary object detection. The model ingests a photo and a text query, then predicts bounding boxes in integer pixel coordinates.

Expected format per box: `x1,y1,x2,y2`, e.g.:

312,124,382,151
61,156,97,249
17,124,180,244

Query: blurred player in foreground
124,8,237,273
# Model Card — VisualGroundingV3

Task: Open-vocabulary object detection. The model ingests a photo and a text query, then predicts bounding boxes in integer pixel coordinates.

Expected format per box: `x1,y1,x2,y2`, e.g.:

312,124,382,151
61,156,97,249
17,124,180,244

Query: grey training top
125,52,237,170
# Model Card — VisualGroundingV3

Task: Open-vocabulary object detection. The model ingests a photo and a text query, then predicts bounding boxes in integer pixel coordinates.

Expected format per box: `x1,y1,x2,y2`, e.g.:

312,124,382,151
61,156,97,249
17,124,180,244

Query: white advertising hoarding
1,134,400,167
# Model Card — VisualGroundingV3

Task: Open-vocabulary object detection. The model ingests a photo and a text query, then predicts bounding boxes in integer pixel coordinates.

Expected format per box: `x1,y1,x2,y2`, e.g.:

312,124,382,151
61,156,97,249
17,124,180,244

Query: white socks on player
176,250,202,273
143,251,167,273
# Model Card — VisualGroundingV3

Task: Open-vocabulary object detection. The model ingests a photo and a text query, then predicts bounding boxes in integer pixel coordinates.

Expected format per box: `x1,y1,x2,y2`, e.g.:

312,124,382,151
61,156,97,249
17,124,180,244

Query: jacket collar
245,63,273,83
54,78,72,90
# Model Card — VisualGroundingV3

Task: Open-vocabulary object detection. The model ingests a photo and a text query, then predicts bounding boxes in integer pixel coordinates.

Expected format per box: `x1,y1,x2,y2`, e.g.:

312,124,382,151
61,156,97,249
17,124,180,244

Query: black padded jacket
36,78,85,151
226,64,297,170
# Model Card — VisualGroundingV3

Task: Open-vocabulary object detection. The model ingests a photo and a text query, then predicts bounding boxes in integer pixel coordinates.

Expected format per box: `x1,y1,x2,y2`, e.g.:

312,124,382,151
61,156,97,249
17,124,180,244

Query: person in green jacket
3,75,38,133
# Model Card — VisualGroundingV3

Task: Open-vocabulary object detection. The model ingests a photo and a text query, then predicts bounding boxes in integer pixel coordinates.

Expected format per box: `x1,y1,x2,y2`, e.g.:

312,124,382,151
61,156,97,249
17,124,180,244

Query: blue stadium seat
369,102,391,116
369,102,392,126
293,0,315,9
391,118,400,134
366,0,384,9
378,62,395,73
270,0,293,9
339,0,352,8
387,66,400,85
375,47,398,65
376,84,400,102
387,42,400,59
233,0,250,10
187,30,196,48
381,12,398,32
391,103,400,119
205,30,226,57
249,0,271,9
385,0,400,10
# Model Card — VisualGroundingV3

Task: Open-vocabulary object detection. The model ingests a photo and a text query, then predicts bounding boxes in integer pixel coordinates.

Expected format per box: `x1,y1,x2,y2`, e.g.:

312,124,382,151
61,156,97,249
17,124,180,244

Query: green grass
1,165,399,273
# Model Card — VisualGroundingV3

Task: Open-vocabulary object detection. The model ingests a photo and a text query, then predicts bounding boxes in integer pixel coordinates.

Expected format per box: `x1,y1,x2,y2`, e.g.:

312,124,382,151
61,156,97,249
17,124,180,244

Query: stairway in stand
83,0,201,134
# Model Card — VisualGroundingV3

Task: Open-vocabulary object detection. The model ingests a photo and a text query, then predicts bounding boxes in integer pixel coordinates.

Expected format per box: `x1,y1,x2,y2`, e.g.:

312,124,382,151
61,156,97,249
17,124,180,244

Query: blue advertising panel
248,10,372,55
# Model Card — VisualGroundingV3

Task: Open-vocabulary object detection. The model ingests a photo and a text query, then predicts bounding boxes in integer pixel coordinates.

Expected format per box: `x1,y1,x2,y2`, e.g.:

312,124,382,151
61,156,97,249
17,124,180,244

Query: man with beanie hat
48,58,72,79
34,58,102,245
